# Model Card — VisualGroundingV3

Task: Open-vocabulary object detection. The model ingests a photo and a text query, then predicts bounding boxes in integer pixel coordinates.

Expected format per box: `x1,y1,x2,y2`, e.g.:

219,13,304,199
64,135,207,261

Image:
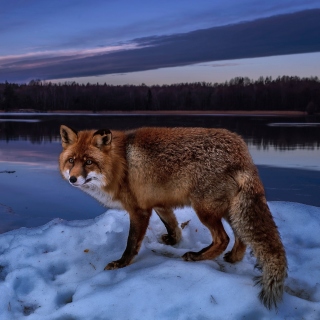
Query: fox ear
60,125,78,149
92,129,112,148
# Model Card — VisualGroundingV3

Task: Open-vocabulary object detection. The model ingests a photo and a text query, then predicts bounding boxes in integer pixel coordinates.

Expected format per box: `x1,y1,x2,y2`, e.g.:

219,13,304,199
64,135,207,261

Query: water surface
0,113,319,233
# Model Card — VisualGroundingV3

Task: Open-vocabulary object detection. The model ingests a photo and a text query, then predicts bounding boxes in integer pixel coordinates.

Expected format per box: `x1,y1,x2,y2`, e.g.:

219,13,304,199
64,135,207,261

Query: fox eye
85,159,92,165
68,158,74,163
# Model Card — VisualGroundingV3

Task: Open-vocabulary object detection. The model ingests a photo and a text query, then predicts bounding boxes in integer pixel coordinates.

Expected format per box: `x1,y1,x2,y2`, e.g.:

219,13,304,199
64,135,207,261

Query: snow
0,202,320,319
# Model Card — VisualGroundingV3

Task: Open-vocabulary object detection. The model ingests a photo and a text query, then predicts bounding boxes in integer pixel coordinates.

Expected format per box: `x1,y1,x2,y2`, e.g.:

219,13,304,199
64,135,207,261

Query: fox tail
230,171,287,309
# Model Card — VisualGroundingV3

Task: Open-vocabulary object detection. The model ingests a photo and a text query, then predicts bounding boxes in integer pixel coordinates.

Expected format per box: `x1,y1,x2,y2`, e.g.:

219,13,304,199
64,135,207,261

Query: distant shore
0,110,308,116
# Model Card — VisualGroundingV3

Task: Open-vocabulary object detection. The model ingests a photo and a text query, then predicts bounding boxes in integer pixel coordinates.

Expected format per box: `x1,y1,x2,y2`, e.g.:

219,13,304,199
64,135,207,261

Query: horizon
1,66,320,87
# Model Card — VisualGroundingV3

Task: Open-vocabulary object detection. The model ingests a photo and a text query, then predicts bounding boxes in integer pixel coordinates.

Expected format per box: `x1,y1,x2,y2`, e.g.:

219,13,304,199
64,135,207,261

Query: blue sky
1,0,320,84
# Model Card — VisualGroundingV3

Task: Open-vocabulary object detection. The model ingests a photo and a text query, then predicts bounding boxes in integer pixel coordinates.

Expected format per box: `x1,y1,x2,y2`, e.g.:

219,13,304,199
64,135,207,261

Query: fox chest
81,184,123,210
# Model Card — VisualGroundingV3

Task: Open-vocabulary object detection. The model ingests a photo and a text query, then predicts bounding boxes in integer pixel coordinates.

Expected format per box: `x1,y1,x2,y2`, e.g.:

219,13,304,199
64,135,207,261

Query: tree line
0,76,319,114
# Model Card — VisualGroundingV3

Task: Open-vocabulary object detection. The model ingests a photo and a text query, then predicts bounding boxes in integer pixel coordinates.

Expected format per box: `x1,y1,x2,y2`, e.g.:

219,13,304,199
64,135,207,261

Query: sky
1,0,320,85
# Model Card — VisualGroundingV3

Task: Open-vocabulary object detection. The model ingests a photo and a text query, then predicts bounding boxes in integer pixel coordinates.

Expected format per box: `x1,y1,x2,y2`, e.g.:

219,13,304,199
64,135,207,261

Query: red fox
59,125,287,309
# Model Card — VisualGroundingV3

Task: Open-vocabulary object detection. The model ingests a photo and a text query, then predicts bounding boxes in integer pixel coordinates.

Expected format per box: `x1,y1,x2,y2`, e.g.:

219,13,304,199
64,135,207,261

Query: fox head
59,125,113,190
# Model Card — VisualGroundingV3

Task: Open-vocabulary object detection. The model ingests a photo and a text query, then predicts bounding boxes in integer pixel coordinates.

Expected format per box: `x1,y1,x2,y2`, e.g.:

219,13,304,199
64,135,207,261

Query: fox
59,125,287,309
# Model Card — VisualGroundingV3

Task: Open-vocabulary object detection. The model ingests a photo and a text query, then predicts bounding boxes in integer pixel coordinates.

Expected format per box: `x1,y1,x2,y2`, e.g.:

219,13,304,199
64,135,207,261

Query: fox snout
67,174,88,187
69,176,77,184
69,175,91,186
61,168,85,187
64,170,103,188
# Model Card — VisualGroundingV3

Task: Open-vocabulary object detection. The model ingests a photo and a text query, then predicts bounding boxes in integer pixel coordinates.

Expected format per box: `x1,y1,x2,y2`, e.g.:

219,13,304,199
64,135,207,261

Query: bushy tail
230,172,287,309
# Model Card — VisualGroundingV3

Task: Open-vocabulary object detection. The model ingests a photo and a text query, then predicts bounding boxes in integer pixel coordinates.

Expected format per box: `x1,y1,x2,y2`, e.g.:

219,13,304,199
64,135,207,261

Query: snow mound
0,202,320,319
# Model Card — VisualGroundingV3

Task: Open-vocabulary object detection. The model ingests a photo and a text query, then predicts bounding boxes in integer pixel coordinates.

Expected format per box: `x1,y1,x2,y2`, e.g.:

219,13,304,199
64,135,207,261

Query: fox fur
59,125,287,309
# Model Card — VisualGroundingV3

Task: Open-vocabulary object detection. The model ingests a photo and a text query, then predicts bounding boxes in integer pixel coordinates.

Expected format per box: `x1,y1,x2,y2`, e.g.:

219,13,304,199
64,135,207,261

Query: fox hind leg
183,207,230,261
223,216,247,263
224,237,246,263
155,207,181,245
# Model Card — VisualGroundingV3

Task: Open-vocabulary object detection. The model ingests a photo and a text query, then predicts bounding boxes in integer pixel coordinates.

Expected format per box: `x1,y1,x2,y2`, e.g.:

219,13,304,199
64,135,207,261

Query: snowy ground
0,202,320,320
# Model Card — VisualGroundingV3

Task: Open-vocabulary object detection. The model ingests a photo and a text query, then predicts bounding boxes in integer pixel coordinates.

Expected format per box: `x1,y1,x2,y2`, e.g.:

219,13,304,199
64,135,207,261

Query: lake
0,112,320,233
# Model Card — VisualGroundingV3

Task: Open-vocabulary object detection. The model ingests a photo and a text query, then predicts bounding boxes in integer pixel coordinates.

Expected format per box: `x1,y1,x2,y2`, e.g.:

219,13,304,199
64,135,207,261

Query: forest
0,76,319,114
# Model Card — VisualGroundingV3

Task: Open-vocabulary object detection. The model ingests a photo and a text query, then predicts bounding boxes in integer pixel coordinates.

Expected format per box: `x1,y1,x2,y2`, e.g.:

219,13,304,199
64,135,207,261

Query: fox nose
69,176,77,184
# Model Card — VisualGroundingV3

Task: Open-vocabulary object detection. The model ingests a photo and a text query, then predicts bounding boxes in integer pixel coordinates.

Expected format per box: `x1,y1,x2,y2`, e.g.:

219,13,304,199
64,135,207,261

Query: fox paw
104,259,129,270
223,251,235,263
223,251,243,263
161,234,178,245
182,251,201,261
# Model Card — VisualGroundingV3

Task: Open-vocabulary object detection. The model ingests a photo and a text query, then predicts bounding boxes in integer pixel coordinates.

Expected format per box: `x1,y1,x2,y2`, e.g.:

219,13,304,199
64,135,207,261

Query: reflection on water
0,119,41,123
1,113,320,159
268,122,320,127
1,113,320,149
0,113,320,233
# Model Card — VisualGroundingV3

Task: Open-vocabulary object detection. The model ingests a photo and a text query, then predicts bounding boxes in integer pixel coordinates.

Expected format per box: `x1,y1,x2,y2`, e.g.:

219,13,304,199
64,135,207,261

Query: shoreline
0,110,308,116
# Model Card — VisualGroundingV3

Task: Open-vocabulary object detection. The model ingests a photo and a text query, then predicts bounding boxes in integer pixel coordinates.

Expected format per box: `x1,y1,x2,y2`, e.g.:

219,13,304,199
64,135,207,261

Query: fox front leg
104,209,152,270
